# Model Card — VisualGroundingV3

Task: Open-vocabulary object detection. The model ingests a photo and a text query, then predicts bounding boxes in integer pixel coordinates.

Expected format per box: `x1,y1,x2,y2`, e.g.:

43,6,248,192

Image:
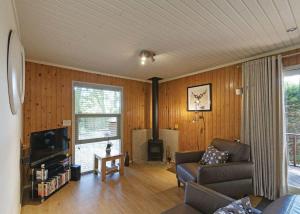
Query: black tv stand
30,154,71,202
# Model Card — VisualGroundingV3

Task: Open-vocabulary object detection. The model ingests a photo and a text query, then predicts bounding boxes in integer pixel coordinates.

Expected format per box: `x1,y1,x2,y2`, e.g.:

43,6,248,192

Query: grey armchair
175,138,253,198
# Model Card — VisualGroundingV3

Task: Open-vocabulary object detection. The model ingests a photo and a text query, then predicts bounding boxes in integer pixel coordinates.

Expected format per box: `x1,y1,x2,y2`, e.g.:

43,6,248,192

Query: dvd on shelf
36,169,48,180
37,169,71,197
32,155,71,201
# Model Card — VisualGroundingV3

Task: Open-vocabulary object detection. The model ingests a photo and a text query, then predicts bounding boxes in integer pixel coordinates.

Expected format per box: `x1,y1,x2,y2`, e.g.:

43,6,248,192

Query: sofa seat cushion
161,204,201,214
177,163,199,182
198,162,253,185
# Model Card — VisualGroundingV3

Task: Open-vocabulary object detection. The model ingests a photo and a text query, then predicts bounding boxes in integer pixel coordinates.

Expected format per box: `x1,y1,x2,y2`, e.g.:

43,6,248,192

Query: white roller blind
74,86,121,114
74,83,122,144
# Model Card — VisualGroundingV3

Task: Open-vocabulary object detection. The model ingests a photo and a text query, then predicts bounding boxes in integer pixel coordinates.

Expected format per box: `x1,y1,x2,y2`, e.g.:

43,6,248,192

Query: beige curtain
242,55,288,200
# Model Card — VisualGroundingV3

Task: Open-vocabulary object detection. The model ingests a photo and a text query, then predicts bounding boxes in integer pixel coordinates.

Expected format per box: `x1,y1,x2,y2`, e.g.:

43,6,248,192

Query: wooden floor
21,163,184,214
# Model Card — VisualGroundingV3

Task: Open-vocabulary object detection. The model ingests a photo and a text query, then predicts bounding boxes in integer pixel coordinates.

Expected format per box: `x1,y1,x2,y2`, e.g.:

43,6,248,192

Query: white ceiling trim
161,43,300,83
26,59,151,83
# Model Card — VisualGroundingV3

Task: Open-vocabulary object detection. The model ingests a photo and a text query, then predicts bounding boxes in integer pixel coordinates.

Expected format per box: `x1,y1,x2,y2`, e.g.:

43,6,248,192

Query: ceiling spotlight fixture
140,50,155,65
287,27,297,32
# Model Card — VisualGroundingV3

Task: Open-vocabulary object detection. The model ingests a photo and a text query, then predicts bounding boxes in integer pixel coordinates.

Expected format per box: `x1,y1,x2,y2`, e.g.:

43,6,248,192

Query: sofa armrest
263,195,298,214
197,162,253,185
175,151,204,165
184,182,234,214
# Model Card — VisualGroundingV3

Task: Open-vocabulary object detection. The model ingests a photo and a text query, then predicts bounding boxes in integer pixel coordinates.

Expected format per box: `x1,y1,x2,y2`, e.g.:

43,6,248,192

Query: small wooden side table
94,152,124,182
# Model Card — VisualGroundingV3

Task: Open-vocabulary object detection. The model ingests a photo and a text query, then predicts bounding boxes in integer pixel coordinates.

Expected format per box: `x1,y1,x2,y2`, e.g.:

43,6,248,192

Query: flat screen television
30,128,69,166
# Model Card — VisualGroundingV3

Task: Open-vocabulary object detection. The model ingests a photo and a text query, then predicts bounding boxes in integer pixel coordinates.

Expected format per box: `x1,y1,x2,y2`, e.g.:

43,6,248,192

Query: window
284,68,300,193
73,83,122,173
74,83,121,144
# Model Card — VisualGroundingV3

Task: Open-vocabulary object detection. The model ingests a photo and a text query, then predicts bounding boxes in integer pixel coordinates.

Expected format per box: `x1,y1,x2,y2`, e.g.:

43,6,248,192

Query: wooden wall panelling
224,67,230,138
32,63,39,131
23,62,151,159
24,61,241,155
47,65,52,129
24,49,300,157
158,64,242,151
56,68,62,128
23,62,31,146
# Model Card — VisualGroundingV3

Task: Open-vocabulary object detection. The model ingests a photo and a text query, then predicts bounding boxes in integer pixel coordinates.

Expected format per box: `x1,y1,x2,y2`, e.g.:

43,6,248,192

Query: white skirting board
132,129,179,163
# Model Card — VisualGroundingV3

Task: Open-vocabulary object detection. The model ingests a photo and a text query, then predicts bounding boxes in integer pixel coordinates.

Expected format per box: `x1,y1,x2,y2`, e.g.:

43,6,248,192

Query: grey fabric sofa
162,182,300,214
175,138,253,198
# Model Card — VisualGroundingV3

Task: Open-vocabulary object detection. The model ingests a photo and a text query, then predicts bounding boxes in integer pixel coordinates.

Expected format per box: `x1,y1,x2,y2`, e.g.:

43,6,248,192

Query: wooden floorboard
21,163,184,214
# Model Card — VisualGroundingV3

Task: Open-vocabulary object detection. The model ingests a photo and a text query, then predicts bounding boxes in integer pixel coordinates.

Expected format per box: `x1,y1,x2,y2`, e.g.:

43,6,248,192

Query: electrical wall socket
63,120,72,127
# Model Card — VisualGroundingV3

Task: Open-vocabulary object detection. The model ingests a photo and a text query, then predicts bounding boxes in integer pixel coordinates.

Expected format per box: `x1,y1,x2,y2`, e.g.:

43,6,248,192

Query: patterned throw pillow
201,145,229,165
214,197,261,214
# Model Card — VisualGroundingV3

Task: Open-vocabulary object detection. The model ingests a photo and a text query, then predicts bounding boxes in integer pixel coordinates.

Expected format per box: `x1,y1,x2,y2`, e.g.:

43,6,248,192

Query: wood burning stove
148,77,163,161
148,139,163,161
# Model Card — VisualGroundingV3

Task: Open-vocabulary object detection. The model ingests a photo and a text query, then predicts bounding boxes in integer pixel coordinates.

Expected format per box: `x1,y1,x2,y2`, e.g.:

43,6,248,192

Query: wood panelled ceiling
16,0,300,80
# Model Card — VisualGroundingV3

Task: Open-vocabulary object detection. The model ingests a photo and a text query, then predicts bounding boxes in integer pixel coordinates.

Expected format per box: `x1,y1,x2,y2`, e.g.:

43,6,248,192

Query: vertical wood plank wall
24,61,242,155
159,65,242,151
23,62,151,157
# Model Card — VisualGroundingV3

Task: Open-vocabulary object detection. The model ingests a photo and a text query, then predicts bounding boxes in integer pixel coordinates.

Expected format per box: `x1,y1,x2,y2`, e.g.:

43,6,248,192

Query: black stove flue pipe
149,77,162,141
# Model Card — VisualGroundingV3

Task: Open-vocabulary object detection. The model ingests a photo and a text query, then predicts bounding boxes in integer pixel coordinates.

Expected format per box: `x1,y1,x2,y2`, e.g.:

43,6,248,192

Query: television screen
30,128,69,166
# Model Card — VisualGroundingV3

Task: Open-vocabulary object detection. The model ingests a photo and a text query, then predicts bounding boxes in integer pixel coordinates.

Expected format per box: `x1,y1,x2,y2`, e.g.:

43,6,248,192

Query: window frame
75,114,121,144
72,81,123,146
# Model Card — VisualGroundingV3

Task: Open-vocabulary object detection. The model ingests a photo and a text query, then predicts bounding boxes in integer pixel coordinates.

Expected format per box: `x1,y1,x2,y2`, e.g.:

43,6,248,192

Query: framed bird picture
187,83,212,111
